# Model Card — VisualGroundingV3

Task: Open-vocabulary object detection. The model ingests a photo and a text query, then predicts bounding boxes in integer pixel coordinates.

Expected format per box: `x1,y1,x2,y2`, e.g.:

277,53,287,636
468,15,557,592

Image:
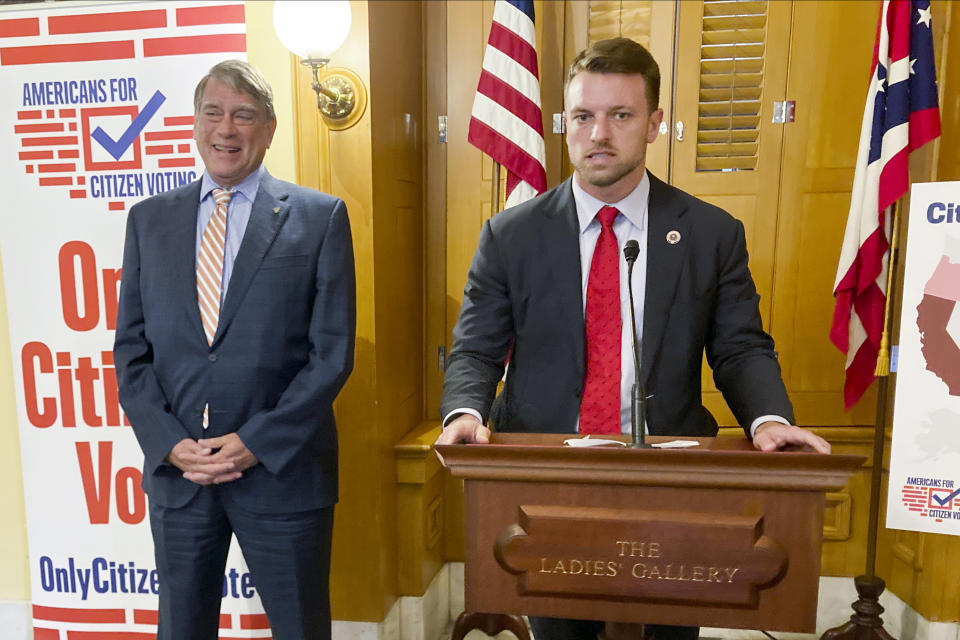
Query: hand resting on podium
436,415,831,455
436,414,491,445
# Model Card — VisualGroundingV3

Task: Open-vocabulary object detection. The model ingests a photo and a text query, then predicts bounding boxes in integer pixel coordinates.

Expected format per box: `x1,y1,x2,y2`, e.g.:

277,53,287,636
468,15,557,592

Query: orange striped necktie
197,188,233,346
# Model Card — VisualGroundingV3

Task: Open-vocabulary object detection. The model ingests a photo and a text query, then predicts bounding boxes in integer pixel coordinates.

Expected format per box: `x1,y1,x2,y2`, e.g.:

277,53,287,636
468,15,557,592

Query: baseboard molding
2,570,956,640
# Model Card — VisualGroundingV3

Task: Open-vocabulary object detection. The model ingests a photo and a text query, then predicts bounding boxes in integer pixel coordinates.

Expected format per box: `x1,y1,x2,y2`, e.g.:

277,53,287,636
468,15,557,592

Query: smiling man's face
564,71,663,203
194,77,276,188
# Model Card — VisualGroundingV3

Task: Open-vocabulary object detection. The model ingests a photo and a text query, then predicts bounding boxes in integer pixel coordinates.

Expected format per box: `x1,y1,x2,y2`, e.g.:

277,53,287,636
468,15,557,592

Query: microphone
623,240,650,448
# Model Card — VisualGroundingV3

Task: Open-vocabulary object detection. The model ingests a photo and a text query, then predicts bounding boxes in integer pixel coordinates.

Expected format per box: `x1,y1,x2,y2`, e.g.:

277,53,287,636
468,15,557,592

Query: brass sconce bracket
302,58,366,131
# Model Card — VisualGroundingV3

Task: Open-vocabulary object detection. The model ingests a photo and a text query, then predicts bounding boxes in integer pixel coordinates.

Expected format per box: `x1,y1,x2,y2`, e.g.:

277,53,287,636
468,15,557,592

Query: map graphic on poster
888,182,960,536
916,236,960,395
0,2,276,637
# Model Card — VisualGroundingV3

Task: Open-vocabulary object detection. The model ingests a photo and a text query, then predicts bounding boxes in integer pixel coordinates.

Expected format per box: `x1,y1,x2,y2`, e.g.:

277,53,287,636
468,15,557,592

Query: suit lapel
541,179,585,375
214,173,290,344
641,172,689,384
170,182,207,343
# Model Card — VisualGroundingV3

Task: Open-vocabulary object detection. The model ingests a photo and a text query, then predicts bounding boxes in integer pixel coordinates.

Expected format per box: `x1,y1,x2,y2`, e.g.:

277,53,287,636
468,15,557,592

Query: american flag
830,0,941,409
468,0,547,208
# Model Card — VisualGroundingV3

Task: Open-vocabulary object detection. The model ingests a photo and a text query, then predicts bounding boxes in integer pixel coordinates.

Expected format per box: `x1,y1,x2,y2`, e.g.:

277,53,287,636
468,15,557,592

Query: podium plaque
437,434,864,633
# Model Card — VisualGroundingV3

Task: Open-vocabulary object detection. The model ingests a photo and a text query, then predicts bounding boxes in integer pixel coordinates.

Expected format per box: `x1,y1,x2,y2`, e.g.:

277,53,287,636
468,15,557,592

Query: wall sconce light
273,0,367,131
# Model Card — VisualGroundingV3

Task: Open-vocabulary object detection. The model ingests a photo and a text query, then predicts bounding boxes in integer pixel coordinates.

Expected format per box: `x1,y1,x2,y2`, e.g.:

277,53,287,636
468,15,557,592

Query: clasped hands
167,433,258,485
436,415,831,455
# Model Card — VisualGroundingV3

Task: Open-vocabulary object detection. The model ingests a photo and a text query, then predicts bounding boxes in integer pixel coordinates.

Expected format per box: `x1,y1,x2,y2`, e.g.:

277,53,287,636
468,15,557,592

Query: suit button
208,354,217,362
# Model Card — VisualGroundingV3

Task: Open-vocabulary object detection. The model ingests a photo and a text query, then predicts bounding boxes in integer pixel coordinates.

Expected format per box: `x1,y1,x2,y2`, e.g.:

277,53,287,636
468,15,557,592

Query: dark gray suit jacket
114,171,355,512
441,172,792,437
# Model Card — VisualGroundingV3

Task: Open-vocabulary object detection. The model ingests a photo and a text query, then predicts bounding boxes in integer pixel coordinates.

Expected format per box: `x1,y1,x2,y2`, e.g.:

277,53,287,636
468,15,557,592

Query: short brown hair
194,59,276,122
565,38,660,112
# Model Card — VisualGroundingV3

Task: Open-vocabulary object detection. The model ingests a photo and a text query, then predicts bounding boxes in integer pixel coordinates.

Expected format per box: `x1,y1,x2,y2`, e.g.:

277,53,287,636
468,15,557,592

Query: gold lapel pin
273,207,281,214
666,230,681,245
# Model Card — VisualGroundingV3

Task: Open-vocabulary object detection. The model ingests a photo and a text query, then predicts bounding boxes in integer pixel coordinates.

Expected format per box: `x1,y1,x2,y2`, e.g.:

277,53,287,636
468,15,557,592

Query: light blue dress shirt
195,165,265,304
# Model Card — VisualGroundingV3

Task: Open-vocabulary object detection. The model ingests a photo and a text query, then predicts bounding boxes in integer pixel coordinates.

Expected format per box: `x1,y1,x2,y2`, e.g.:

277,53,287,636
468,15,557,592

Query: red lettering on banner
76,441,112,523
59,241,121,331
57,351,77,427
115,466,146,524
60,241,100,331
21,341,56,428
76,441,145,525
102,267,121,330
20,343,128,428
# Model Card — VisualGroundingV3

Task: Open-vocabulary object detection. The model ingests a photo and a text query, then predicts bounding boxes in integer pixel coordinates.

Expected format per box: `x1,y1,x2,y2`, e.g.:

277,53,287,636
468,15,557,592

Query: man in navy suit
114,60,355,640
437,38,829,640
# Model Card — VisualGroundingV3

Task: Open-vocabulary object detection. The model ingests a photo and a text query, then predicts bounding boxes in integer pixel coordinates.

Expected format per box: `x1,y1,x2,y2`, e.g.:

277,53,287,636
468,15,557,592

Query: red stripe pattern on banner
0,17,40,38
240,613,270,629
34,605,125,623
33,629,59,640
143,33,245,57
0,40,135,65
144,129,193,141
164,115,195,126
48,9,166,34
18,110,42,119
145,145,174,155
58,149,80,159
67,632,155,640
15,123,63,133
176,4,246,26
38,162,76,173
19,150,53,160
158,157,195,168
69,189,86,198
21,136,78,147
40,177,72,186
108,201,125,210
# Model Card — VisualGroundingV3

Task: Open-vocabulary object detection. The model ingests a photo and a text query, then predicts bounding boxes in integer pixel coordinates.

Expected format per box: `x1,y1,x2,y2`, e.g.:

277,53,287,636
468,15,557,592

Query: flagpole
491,160,502,215
821,201,900,640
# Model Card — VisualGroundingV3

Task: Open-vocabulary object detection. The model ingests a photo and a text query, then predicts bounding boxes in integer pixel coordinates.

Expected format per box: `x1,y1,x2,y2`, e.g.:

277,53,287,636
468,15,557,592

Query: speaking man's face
194,77,276,188
565,71,663,203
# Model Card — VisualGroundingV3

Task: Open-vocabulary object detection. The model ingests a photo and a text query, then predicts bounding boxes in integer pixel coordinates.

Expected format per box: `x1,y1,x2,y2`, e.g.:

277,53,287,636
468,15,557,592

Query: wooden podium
437,434,864,637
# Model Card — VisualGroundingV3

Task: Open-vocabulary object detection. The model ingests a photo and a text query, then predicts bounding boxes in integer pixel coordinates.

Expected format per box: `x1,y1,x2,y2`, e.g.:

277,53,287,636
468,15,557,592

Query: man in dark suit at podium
437,38,830,640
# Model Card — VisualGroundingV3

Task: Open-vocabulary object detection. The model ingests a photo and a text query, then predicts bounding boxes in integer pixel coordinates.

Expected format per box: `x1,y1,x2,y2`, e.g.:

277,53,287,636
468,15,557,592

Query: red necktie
579,205,621,434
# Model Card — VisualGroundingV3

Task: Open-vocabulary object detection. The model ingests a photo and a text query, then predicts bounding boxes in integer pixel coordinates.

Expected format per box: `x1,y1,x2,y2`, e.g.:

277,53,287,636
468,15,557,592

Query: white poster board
887,180,960,536
0,2,273,636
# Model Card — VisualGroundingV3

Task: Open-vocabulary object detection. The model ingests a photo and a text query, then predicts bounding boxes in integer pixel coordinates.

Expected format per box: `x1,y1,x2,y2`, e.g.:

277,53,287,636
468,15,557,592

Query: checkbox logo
91,90,166,161
82,106,144,171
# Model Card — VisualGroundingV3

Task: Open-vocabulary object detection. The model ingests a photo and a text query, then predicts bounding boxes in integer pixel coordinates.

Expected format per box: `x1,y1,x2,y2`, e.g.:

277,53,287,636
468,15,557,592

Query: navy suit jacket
441,172,793,437
114,171,355,512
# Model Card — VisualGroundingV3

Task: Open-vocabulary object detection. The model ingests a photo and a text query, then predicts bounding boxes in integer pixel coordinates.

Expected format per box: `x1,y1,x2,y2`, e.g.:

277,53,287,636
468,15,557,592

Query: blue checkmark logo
932,487,960,506
91,90,166,161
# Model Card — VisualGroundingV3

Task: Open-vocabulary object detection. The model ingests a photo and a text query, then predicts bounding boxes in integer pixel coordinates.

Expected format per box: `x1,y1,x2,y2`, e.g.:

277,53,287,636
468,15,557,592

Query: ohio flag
467,0,547,208
830,0,941,409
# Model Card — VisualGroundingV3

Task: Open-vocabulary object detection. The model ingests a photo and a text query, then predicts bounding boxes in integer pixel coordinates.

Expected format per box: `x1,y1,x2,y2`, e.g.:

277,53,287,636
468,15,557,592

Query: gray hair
194,59,276,121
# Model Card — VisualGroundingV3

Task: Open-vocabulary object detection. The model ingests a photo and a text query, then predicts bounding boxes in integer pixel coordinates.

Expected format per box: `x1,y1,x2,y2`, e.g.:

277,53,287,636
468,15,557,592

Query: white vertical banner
0,2,273,636
887,181,960,536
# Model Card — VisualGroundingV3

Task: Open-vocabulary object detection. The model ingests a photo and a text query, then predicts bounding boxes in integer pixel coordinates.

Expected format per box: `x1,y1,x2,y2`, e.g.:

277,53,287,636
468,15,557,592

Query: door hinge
772,100,796,124
437,346,446,372
438,115,448,143
552,113,565,134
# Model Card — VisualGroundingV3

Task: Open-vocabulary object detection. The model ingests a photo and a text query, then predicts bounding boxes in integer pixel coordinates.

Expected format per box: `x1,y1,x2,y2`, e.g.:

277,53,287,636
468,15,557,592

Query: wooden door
671,0,792,424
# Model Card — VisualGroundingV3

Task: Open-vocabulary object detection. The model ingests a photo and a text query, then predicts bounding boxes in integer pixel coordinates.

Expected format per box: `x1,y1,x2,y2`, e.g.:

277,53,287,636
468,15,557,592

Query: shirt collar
199,164,265,204
572,171,650,234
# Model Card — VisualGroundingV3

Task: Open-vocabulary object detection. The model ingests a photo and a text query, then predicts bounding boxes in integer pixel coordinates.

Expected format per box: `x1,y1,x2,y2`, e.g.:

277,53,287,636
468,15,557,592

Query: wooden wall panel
771,0,879,426
293,0,425,622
